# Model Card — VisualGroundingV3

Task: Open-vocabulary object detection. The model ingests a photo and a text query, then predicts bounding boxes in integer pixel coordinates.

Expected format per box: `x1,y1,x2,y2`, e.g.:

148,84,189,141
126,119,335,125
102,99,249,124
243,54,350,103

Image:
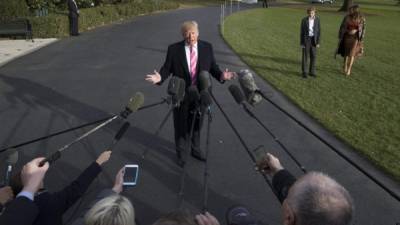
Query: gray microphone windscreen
167,76,181,96
200,90,212,107
228,85,245,105
6,149,19,165
176,78,186,102
198,71,211,91
238,70,262,106
187,86,200,105
127,92,145,112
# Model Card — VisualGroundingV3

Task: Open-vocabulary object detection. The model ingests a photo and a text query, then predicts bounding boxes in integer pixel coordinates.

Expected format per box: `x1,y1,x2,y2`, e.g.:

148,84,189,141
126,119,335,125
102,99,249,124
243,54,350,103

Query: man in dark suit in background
145,21,235,166
300,7,320,78
67,0,79,36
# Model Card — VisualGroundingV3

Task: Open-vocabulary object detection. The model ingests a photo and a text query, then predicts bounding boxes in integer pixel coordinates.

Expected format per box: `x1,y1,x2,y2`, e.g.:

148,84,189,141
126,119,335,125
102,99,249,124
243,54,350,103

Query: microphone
187,86,200,107
4,149,18,185
238,69,263,106
167,77,186,106
120,92,145,118
198,71,212,92
114,122,130,142
228,84,246,105
200,90,212,114
167,76,182,96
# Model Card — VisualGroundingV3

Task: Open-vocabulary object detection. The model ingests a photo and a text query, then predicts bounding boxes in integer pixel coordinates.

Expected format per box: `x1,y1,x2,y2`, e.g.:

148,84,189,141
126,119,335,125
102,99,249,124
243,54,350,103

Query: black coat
67,0,79,17
159,40,223,88
272,169,297,203
0,196,38,225
300,16,321,46
33,162,102,225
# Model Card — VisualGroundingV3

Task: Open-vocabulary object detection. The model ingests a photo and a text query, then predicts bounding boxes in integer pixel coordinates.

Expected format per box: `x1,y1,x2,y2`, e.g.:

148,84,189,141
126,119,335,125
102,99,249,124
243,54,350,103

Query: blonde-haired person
337,5,366,76
85,194,135,225
71,167,136,225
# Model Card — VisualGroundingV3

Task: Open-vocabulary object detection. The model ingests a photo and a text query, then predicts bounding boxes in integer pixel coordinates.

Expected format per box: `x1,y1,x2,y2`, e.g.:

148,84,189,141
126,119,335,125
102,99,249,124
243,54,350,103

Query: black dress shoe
302,72,307,78
191,151,206,161
309,73,316,77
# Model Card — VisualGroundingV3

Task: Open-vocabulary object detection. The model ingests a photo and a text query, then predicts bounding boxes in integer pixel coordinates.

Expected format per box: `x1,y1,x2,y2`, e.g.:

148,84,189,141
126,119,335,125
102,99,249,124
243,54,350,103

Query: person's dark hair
286,172,354,225
153,210,197,225
307,6,316,13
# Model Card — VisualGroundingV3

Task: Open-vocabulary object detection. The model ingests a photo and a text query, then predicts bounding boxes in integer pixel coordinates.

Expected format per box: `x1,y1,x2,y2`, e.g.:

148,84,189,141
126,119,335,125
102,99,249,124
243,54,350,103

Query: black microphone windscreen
176,78,186,102
228,85,245,105
6,149,18,165
187,86,200,105
238,69,262,106
198,71,211,92
167,76,181,96
115,122,130,141
200,90,212,108
127,92,145,113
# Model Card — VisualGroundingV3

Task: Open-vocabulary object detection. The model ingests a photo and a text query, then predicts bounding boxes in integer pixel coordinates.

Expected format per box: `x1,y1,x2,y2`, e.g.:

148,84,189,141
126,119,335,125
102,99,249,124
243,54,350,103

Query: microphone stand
202,106,212,212
178,105,200,208
141,101,176,159
0,98,168,155
240,103,306,173
209,91,280,202
256,90,400,202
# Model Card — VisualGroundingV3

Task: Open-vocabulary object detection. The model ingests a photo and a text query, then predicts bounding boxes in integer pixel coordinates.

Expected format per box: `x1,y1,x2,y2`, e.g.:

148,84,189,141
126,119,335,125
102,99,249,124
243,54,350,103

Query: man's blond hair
181,21,199,35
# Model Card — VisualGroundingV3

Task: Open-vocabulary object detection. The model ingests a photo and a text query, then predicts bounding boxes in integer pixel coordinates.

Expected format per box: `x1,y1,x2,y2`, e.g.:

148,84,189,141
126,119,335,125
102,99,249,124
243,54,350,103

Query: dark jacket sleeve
338,16,347,40
207,44,223,83
272,169,297,203
0,196,39,225
315,17,321,45
300,18,305,46
159,45,173,85
50,162,102,213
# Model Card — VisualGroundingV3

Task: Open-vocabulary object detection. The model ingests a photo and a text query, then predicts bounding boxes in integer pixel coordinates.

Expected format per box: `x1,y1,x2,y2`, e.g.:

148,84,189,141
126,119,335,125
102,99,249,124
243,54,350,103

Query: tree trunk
338,0,354,12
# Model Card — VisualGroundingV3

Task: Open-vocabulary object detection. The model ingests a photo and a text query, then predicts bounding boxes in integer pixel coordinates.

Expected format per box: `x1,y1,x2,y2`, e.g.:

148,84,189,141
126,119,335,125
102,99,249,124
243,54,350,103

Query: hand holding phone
123,164,139,186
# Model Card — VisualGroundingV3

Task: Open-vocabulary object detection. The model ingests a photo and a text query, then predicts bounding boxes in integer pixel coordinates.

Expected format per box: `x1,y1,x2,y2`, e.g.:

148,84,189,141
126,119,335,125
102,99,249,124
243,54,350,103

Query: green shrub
28,0,179,38
0,0,30,21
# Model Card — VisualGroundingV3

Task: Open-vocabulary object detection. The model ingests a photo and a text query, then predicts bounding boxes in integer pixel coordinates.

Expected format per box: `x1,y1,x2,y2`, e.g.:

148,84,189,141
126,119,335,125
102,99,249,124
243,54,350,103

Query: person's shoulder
169,41,184,48
198,40,213,49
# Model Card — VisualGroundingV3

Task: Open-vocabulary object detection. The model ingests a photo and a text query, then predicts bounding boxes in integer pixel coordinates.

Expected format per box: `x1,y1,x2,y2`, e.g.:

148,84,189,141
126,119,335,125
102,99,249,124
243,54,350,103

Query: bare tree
338,0,354,11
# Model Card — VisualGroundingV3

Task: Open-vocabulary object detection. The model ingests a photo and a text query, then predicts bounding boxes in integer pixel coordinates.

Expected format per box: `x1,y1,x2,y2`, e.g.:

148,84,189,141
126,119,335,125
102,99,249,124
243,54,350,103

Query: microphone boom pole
209,91,280,201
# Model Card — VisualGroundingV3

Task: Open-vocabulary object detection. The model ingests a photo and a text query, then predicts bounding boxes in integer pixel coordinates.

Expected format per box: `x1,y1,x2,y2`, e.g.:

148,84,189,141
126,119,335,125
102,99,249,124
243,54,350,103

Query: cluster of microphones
2,68,269,186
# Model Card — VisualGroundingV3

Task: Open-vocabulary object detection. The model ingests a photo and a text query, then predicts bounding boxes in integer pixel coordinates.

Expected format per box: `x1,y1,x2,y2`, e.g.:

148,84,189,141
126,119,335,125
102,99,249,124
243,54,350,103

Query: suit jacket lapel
179,41,190,77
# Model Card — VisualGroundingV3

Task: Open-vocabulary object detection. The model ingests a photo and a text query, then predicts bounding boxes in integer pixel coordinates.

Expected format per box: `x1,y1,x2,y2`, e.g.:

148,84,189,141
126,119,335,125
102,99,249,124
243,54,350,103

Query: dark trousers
173,95,202,157
302,36,317,75
69,14,79,36
262,0,269,8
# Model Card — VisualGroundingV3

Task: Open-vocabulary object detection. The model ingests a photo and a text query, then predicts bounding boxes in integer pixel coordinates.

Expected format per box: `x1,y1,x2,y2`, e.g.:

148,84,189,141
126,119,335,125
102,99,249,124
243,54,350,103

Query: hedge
29,0,179,38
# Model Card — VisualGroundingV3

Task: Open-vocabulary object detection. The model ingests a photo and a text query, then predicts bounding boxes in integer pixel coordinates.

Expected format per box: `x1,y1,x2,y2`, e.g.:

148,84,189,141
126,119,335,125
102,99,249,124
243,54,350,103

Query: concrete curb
0,38,58,68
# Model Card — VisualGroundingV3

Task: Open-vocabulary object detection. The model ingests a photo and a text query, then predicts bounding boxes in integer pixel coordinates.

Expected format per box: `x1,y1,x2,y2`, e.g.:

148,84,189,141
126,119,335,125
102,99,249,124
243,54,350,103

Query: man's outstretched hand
145,70,161,84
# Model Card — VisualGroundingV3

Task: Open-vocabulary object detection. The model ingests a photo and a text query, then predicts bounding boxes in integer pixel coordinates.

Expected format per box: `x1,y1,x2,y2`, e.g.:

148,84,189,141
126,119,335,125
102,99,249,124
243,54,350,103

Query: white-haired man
146,21,235,166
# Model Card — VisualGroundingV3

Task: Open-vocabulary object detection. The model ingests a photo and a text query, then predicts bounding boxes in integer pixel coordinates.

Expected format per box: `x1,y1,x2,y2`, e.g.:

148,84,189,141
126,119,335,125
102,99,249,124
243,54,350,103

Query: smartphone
253,145,266,163
123,164,139,186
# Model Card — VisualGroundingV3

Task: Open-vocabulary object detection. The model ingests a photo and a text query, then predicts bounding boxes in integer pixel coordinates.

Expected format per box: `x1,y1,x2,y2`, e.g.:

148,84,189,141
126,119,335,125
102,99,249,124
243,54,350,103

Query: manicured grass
222,2,400,181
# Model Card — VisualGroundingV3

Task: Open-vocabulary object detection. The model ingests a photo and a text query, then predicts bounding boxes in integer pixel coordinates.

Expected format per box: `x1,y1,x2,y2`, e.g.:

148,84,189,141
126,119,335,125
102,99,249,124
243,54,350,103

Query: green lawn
222,1,400,181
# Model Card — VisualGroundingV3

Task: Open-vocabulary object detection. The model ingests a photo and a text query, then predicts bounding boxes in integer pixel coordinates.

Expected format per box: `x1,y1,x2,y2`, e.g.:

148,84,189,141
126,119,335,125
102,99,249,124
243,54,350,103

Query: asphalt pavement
0,4,399,225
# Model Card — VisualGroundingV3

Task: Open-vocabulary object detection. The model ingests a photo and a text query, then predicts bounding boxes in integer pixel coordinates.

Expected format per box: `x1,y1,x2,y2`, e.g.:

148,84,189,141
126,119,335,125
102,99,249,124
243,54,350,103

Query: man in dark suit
146,21,235,166
300,7,320,78
67,0,79,36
